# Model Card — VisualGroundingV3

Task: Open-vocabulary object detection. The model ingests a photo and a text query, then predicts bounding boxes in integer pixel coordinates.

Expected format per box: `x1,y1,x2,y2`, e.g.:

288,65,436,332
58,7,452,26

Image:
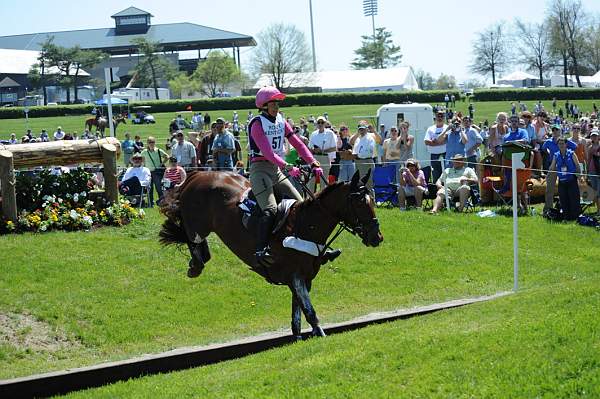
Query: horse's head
343,169,383,247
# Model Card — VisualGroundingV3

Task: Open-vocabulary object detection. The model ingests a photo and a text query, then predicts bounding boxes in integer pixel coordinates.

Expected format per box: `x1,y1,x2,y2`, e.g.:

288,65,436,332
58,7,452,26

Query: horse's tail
159,187,188,246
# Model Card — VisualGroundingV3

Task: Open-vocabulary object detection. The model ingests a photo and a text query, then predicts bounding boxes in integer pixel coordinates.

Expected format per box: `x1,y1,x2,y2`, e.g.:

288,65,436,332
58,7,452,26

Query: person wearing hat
171,130,197,169
249,86,328,266
586,129,600,214
142,136,169,206
53,126,65,141
308,115,337,189
39,129,49,142
503,115,529,145
424,110,449,184
549,137,582,220
430,153,478,214
119,152,151,198
542,124,576,211
350,120,377,191
212,117,235,170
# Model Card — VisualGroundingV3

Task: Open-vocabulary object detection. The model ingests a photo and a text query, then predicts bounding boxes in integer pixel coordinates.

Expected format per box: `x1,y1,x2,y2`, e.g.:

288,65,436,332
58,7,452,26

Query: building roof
111,6,153,18
0,77,21,88
0,23,255,56
0,49,90,76
254,67,419,91
498,71,538,81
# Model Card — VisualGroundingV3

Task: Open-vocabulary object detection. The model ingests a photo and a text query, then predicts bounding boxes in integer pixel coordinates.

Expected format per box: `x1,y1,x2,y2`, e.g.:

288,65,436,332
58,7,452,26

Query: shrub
473,88,600,102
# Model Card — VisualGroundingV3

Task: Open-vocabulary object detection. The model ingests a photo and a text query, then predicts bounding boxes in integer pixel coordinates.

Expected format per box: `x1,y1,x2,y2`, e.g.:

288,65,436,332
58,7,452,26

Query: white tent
497,71,543,88
253,67,420,92
550,73,600,88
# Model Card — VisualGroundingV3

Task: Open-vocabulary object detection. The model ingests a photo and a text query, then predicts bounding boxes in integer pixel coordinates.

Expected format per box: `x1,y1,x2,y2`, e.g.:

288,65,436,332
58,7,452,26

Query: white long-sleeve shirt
122,166,151,187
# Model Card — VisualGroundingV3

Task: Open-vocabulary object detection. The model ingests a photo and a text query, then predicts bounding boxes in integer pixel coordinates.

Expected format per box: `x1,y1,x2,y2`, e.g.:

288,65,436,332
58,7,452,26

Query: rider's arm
250,121,287,169
286,122,317,166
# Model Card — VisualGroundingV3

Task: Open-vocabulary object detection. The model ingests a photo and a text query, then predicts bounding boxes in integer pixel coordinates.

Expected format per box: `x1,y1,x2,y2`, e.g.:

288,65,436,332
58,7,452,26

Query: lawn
1,206,599,382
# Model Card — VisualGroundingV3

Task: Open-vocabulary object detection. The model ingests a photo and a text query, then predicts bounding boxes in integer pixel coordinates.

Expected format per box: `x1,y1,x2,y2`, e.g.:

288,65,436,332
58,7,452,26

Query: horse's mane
295,182,346,213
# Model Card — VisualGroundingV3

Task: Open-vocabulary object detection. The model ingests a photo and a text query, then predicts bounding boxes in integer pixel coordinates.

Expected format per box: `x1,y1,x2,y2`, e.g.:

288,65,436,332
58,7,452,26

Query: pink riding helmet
255,86,286,109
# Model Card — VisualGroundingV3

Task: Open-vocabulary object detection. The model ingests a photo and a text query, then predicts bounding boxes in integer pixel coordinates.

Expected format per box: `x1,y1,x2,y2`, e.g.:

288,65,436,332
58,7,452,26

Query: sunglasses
317,121,325,124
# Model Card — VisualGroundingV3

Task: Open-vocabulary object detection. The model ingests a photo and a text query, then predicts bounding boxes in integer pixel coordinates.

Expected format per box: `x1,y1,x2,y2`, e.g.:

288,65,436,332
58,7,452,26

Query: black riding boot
255,208,276,267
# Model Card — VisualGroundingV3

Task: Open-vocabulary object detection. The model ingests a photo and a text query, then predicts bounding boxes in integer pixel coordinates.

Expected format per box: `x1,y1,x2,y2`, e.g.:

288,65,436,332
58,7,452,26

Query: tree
414,69,435,90
469,23,509,84
351,27,402,69
72,49,107,102
435,74,457,90
132,38,176,99
192,51,240,97
547,0,588,87
168,73,195,99
514,19,554,85
583,24,600,73
28,37,56,105
250,23,313,90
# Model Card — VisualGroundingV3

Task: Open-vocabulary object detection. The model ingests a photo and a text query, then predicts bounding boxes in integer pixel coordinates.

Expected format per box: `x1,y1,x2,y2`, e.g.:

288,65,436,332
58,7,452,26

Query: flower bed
1,168,144,234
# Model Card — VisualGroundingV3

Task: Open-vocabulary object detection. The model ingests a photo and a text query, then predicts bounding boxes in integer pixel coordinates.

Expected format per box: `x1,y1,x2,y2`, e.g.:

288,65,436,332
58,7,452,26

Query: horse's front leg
291,274,326,337
289,290,302,341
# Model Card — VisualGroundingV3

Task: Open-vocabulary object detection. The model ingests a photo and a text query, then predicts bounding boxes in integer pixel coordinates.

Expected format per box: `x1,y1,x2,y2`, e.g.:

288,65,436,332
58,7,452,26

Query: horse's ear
350,170,360,189
360,168,371,186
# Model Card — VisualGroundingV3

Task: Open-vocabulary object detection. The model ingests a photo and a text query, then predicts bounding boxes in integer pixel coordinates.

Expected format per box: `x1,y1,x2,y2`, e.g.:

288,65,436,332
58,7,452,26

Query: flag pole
104,68,115,138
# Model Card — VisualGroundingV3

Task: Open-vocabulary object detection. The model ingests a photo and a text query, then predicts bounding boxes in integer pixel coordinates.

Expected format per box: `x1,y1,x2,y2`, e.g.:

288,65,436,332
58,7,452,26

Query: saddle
238,189,296,234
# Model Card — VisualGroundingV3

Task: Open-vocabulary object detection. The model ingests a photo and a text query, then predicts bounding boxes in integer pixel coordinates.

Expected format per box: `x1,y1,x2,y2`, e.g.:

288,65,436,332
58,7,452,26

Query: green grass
1,207,600,383
62,279,600,398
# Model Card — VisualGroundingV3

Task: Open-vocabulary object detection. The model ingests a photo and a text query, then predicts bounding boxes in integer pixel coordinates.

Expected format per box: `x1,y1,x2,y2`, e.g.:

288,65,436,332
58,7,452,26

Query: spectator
308,115,337,189
21,136,29,144
397,121,414,164
191,112,202,130
488,112,508,161
40,129,49,142
119,153,151,197
398,158,428,210
8,133,17,144
542,124,577,211
549,137,581,220
53,126,65,141
463,116,483,168
430,154,478,214
162,156,187,192
199,123,217,168
531,111,550,172
121,132,135,166
503,115,529,144
176,114,187,130
171,130,197,169
203,112,211,128
468,103,474,119
212,117,236,170
337,125,355,182
503,115,531,213
444,93,450,108
133,135,144,153
141,136,169,206
443,116,467,161
382,126,402,183
25,129,33,139
586,129,600,214
569,124,586,171
350,120,377,191
168,119,179,134
424,110,448,183
451,94,456,107
377,123,387,163
232,111,240,137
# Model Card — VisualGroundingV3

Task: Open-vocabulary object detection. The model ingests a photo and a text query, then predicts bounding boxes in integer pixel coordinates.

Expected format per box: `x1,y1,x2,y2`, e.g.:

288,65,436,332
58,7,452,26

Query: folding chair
373,165,399,207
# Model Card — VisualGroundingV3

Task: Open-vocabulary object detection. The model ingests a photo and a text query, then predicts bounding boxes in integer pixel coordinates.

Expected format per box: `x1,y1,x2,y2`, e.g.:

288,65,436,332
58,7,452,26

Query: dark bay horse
159,170,383,339
84,115,126,136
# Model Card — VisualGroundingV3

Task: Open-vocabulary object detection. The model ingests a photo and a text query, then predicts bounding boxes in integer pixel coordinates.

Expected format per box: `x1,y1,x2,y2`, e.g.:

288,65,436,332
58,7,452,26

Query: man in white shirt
171,131,197,169
308,115,337,189
119,153,151,197
53,126,65,141
424,110,448,183
350,121,377,191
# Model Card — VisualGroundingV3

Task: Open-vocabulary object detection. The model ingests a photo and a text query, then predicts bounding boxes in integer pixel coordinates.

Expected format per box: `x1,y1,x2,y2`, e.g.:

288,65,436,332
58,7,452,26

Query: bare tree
514,19,554,85
251,23,313,90
547,14,571,87
547,0,588,87
469,23,509,84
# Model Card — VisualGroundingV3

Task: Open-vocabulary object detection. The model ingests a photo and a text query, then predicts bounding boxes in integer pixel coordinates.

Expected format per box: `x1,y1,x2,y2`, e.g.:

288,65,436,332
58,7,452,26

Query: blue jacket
554,149,577,182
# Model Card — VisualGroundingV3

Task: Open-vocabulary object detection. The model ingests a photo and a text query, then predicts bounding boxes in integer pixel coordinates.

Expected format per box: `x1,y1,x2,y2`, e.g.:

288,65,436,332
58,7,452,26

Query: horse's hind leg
187,239,210,278
291,274,326,337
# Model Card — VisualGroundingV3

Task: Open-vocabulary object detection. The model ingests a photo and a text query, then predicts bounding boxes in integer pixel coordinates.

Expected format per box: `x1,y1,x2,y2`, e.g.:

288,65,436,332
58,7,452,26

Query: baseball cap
590,129,599,136
316,115,327,123
551,124,561,130
215,117,226,124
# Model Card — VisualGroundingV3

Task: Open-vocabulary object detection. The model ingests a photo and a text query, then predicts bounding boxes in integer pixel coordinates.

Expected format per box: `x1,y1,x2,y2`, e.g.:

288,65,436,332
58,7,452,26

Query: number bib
257,113,286,157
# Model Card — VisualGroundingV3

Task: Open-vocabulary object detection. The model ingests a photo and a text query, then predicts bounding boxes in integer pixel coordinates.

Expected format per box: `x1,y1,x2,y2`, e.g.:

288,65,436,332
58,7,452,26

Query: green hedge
0,90,462,120
473,88,600,102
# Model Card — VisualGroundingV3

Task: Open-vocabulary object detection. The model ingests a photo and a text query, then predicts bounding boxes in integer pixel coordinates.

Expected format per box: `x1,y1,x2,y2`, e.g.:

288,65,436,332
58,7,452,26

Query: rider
248,86,340,266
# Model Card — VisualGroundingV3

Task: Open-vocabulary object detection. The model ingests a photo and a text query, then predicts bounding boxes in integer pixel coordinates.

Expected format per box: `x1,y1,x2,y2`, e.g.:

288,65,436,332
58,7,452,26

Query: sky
1,0,600,83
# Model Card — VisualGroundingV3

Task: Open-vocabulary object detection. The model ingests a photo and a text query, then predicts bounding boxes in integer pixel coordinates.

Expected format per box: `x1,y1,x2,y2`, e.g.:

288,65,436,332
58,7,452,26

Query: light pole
308,0,317,72
363,0,378,38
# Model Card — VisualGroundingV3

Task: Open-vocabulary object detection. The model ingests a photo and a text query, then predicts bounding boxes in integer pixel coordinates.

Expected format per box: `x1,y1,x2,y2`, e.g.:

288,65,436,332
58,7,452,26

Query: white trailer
376,103,434,168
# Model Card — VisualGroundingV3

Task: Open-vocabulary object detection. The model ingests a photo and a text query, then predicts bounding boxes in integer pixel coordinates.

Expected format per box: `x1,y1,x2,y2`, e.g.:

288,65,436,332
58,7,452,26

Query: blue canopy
95,97,128,105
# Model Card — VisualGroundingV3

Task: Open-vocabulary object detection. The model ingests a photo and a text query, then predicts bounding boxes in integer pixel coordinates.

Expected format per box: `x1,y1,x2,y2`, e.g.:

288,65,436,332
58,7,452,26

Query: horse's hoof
322,249,342,264
312,327,326,337
187,266,202,278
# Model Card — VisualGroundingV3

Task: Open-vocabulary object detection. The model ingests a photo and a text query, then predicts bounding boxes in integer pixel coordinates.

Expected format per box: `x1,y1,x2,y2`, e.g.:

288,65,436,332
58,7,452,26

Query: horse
84,115,126,136
159,170,383,339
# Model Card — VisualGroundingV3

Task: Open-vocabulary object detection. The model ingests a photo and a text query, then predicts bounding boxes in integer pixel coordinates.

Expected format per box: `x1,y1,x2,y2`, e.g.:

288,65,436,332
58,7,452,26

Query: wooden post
102,144,119,204
0,150,17,222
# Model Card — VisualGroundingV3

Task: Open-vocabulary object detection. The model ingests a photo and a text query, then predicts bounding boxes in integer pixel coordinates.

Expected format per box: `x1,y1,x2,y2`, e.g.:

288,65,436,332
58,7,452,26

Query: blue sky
1,0,599,82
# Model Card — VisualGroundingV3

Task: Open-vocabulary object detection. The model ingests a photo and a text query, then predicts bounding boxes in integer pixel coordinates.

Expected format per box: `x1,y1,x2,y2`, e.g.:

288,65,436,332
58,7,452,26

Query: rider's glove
288,166,301,178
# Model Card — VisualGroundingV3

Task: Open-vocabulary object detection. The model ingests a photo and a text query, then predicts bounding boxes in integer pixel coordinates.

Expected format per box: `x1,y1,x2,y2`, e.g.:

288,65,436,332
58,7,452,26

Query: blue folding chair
373,165,399,207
